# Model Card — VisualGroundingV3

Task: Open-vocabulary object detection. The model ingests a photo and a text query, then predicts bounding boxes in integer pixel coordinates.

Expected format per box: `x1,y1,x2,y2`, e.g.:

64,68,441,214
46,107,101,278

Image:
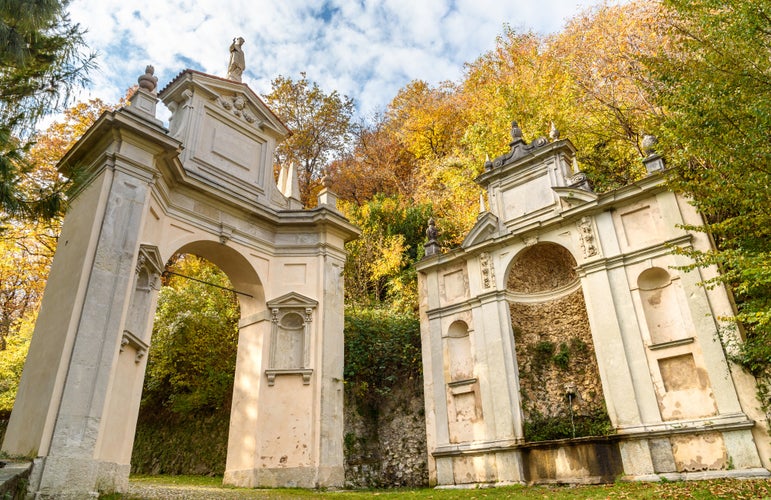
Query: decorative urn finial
137,65,158,93
642,134,658,157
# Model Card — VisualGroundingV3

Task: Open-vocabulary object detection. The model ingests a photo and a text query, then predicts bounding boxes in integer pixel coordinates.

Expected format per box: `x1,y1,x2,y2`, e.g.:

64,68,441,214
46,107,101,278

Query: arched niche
636,267,686,345
443,319,480,444
446,320,473,382
507,243,610,441
507,243,578,294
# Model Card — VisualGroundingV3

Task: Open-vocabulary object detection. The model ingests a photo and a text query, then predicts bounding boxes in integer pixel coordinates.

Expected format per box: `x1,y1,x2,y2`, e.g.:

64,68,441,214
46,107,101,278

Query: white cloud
67,0,605,120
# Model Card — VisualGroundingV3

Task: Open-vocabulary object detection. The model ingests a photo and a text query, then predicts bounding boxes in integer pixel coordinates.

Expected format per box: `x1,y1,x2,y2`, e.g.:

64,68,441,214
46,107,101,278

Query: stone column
28,162,156,498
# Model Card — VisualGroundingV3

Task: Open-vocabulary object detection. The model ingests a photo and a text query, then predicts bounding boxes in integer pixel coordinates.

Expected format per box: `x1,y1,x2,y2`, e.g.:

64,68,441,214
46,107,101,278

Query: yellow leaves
385,79,464,162
369,234,406,282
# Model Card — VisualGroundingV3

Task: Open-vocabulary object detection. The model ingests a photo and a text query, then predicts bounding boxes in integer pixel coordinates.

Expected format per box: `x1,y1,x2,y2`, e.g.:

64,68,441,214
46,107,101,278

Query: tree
0,0,94,222
263,73,354,206
649,0,771,386
0,98,113,350
548,0,665,190
341,194,433,312
385,80,464,162
142,255,240,414
328,114,418,204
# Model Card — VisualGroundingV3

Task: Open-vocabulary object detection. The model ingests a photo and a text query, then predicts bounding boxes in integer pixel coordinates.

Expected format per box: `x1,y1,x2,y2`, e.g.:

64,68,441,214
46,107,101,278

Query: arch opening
507,243,612,441
129,252,244,475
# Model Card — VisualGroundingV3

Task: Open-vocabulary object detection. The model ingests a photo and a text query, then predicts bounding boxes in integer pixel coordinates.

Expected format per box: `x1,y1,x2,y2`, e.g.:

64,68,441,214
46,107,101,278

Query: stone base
28,456,99,499
223,465,344,489
623,468,771,482
26,456,130,499
96,461,131,494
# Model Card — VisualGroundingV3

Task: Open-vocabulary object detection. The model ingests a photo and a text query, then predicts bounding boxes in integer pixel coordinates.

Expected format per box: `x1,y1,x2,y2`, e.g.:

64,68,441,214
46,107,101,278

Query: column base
224,465,344,489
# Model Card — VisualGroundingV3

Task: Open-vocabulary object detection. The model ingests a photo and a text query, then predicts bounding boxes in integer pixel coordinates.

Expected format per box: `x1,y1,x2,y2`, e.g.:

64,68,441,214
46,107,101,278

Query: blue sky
68,0,610,119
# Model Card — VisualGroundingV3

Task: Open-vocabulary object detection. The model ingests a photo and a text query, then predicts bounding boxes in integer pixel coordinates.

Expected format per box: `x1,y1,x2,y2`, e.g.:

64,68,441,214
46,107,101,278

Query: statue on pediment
228,37,245,82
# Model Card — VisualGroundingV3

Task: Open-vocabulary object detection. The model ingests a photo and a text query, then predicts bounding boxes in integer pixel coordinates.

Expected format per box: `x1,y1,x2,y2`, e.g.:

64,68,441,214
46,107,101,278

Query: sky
67,0,608,120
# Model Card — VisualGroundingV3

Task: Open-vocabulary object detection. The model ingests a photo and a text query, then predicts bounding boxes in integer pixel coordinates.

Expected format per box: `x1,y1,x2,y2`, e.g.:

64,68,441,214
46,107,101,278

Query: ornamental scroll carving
480,252,496,290
577,216,599,258
214,93,259,125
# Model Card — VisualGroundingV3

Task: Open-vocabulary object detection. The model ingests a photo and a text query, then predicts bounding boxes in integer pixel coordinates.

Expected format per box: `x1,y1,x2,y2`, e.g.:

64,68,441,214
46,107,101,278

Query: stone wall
343,382,428,488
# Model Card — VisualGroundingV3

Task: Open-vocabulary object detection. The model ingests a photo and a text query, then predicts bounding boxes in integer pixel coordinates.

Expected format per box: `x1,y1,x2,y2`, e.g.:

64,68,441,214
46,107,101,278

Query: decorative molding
135,244,164,291
265,368,313,386
479,252,496,289
214,93,263,127
506,279,582,304
576,234,693,276
461,212,499,248
265,292,318,386
120,329,149,363
648,337,695,351
577,216,600,258
615,412,754,439
523,235,538,247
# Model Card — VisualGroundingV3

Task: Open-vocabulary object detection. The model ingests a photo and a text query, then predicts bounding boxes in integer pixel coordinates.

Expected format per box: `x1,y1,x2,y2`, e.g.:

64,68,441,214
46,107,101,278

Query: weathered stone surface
343,383,428,488
510,289,608,435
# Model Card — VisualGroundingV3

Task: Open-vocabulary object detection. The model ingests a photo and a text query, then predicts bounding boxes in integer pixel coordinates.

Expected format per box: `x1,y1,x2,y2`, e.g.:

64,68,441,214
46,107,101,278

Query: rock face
508,243,610,440
343,383,428,488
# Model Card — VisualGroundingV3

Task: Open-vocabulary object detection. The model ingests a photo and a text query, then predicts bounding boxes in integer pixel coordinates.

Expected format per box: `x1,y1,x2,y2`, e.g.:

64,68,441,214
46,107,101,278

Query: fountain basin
519,435,623,484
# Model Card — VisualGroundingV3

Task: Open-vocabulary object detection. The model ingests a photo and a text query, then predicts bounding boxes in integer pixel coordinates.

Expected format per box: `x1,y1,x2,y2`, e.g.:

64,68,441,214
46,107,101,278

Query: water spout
565,385,577,439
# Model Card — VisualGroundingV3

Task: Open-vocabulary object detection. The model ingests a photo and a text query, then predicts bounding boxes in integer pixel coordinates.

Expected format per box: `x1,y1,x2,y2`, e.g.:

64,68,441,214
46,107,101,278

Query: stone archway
1,69,358,498
506,243,611,441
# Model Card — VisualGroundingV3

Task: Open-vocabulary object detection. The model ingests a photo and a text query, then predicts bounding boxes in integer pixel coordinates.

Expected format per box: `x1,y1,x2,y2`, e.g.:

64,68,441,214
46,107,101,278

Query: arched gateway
1,67,359,498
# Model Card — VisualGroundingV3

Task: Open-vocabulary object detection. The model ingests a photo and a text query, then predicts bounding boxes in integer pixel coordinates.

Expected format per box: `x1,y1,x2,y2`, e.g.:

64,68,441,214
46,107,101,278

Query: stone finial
549,121,560,141
641,134,666,174
137,65,158,93
424,217,440,257
227,37,246,82
317,171,338,209
484,153,493,171
510,121,524,143
321,170,333,189
642,134,658,157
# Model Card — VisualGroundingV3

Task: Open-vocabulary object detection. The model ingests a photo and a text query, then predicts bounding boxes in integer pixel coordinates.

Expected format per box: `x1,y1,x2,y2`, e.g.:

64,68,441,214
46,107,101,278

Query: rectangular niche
447,379,481,444
283,263,307,285
441,269,468,303
656,353,717,421
620,205,657,248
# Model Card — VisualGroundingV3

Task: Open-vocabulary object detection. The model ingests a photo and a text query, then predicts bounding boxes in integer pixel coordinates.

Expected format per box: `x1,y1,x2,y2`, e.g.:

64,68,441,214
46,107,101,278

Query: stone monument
417,121,771,486
1,55,358,497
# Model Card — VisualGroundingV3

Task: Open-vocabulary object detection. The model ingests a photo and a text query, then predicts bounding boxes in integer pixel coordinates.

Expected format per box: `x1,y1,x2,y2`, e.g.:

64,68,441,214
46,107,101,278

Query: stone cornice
419,173,675,272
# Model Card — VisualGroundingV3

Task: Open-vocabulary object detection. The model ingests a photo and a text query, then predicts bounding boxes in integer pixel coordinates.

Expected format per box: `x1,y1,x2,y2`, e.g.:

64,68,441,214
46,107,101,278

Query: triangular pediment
159,70,290,140
553,186,598,209
267,292,318,310
462,212,500,248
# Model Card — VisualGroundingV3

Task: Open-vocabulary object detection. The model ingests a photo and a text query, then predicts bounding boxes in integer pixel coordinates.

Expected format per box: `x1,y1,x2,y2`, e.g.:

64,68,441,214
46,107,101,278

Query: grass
98,475,771,499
